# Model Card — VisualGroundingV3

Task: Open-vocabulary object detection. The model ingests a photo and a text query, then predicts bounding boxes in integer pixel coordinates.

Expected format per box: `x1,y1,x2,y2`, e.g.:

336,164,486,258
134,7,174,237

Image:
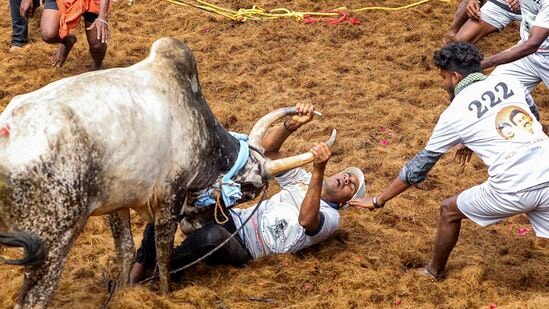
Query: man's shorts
491,52,549,93
481,0,521,31
43,0,99,23
457,181,549,238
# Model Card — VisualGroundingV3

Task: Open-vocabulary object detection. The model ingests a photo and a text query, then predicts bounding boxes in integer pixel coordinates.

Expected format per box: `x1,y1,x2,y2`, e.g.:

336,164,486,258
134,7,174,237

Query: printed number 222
468,82,514,119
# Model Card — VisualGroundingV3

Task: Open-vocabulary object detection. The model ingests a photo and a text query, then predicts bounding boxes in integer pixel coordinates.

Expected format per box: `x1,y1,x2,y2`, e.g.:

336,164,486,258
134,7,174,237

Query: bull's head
181,107,336,234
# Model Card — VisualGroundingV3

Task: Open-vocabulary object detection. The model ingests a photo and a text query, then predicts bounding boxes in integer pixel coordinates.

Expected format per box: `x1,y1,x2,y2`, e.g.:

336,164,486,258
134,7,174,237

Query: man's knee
202,224,231,246
439,197,464,223
40,28,58,43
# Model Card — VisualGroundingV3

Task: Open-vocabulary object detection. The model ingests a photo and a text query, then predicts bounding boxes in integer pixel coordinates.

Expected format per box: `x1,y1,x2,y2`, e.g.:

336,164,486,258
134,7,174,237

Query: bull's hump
145,38,196,78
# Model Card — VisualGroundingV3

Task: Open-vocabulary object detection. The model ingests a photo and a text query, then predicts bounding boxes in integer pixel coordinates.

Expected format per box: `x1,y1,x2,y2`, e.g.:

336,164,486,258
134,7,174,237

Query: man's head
434,42,483,99
509,108,534,134
322,167,366,209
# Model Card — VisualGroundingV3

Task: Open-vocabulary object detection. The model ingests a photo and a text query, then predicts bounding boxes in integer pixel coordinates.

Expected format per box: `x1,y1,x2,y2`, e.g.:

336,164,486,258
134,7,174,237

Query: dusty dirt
0,0,548,308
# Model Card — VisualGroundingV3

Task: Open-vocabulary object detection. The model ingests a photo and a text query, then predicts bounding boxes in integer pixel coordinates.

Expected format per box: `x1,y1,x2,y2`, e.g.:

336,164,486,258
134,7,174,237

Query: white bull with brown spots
0,37,333,308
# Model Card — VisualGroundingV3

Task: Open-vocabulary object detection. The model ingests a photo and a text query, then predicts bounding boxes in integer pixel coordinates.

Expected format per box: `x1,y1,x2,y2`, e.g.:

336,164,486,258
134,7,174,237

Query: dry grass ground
0,0,548,308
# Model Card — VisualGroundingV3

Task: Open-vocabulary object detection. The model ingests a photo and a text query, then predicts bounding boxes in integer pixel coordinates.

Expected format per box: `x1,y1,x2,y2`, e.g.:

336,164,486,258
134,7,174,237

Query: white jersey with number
425,75,549,193
520,0,549,52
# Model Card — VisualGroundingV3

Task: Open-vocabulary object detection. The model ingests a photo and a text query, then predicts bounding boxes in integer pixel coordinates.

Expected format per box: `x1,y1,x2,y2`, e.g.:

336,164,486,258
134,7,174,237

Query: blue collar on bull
194,132,250,208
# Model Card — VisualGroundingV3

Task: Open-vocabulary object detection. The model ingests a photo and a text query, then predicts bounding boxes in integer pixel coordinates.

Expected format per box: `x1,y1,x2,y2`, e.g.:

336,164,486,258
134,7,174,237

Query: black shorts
43,0,99,23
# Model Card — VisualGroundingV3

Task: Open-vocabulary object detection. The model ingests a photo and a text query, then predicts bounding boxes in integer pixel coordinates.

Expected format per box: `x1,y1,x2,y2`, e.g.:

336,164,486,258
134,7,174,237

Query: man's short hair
433,42,483,76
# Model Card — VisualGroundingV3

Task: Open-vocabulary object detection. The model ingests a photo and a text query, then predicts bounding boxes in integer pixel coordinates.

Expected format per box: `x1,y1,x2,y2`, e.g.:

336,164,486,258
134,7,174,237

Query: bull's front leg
107,209,135,288
154,192,185,294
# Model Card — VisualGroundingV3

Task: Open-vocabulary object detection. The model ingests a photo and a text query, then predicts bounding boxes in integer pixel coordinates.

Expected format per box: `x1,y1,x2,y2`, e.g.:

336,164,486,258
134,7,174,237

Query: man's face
511,112,534,134
499,122,516,140
439,69,459,100
323,172,359,205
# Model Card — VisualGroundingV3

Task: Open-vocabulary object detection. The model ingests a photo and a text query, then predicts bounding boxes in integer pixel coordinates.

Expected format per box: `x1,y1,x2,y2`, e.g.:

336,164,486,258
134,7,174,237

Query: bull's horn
248,107,299,149
264,129,336,177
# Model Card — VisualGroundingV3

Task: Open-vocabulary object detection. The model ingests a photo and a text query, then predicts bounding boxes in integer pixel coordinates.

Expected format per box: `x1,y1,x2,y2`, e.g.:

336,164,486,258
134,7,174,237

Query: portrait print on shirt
495,106,543,141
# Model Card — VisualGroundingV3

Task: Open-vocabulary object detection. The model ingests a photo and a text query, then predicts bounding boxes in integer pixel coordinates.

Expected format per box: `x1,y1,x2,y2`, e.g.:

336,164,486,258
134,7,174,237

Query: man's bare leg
85,20,107,70
418,195,468,279
40,9,77,67
446,0,471,43
454,19,499,44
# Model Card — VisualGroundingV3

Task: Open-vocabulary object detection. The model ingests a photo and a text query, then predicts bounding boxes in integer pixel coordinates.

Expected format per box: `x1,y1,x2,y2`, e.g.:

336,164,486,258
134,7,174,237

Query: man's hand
285,103,316,131
19,0,35,19
507,0,520,12
86,18,110,43
454,144,473,165
348,197,375,210
310,142,330,168
466,0,481,20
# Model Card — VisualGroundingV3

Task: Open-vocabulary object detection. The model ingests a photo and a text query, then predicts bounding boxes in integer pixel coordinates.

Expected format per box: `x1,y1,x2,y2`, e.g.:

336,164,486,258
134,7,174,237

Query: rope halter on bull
193,131,252,224
139,107,337,283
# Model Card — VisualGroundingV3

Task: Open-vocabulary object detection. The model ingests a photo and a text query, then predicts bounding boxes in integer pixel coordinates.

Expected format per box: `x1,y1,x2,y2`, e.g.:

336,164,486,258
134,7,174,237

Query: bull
0,37,334,308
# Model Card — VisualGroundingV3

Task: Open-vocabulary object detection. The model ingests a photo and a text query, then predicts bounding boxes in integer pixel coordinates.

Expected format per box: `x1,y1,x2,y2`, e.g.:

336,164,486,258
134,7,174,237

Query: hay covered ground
0,0,548,308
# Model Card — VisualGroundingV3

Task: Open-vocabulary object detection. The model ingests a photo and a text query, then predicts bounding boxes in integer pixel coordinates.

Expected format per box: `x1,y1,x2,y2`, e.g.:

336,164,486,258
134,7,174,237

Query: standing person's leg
418,195,467,278
84,13,107,70
40,0,77,67
419,182,537,279
524,186,549,238
9,0,28,50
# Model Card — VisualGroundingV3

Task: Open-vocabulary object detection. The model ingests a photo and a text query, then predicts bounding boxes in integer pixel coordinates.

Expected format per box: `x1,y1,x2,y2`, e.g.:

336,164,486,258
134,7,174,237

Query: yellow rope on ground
162,0,450,22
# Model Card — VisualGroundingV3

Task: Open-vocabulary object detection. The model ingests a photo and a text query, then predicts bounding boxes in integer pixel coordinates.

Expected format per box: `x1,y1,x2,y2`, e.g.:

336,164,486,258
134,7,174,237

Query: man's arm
86,0,111,43
298,143,330,233
349,150,442,209
262,103,315,160
482,26,549,69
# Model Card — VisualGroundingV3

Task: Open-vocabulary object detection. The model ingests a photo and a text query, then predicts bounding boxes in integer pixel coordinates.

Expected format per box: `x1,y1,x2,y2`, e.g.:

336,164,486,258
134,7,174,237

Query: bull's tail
0,231,45,266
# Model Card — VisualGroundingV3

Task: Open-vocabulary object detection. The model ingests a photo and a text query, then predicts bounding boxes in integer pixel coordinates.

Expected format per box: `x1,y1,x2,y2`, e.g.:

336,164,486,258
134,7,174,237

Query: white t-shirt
519,0,549,52
230,168,340,259
425,75,549,193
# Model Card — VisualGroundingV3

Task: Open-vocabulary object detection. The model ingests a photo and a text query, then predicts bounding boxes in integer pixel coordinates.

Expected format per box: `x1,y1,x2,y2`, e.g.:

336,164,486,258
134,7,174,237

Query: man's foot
9,45,24,53
51,35,77,67
415,265,445,280
442,31,456,45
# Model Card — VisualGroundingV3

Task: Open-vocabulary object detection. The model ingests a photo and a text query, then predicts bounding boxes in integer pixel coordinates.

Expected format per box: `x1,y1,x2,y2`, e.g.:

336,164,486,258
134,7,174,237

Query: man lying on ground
130,103,366,284
350,42,548,279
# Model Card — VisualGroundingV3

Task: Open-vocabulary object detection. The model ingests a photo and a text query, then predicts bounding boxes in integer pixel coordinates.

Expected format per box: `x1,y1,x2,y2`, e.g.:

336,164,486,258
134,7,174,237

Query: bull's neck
190,122,241,190
212,124,241,172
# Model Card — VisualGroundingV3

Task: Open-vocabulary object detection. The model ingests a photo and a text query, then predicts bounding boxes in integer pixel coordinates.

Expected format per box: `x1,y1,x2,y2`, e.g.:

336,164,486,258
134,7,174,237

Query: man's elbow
299,216,318,231
523,41,541,55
